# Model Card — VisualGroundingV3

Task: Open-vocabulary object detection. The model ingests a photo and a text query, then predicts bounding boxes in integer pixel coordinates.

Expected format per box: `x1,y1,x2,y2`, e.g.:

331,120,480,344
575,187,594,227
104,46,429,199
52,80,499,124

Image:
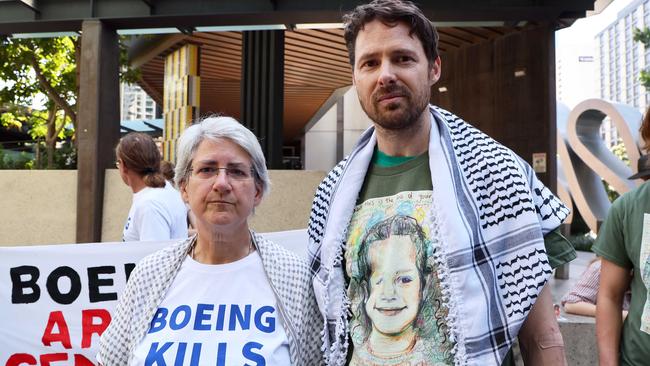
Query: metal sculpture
557,99,643,232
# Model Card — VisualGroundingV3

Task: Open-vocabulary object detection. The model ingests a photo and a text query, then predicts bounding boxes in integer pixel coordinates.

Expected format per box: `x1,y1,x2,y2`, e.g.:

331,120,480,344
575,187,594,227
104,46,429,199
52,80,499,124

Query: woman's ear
180,180,190,203
253,182,263,207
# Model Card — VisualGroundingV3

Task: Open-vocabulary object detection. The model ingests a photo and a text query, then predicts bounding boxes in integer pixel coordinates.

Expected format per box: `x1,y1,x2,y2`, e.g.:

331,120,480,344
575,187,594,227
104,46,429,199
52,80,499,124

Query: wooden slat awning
136,25,532,142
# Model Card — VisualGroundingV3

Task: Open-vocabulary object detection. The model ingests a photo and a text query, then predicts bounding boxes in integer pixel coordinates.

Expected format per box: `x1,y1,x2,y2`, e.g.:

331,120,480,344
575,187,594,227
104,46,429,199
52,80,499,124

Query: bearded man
307,1,575,365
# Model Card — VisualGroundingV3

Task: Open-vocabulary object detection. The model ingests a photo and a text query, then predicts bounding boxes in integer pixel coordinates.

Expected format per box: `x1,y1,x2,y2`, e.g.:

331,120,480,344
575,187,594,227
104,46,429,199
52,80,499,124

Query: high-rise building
556,41,597,109
596,0,650,146
597,0,646,109
120,83,157,121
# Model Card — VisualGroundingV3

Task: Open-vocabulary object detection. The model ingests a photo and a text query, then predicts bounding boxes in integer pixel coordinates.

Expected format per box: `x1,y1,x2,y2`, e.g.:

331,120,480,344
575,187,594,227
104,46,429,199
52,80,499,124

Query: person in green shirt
594,152,650,366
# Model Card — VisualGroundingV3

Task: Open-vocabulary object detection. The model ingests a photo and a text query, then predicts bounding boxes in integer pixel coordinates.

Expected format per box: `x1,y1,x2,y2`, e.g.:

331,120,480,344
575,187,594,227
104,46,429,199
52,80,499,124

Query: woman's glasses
189,165,254,182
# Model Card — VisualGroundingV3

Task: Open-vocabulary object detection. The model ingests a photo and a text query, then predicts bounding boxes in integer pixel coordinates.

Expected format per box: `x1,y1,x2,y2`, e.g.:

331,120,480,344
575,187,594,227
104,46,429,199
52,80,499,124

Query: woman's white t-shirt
130,251,291,365
123,181,188,242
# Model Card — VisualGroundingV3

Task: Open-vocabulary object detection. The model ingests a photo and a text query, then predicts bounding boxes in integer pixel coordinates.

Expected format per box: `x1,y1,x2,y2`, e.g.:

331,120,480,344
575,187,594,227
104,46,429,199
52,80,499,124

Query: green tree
0,148,34,169
0,35,139,169
603,139,630,202
634,27,650,90
0,36,78,168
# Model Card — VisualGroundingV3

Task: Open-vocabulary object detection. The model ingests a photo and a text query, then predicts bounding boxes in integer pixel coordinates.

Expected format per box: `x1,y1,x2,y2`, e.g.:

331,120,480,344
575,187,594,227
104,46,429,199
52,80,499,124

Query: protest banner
1,241,172,365
0,229,308,366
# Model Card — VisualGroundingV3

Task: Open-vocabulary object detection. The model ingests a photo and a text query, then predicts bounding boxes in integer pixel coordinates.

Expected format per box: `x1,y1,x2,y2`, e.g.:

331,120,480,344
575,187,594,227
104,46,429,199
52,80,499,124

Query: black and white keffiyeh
307,105,569,365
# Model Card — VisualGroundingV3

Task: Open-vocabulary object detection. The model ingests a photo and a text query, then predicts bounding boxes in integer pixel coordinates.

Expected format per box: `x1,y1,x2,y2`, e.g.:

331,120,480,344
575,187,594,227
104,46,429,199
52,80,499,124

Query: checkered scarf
307,105,569,365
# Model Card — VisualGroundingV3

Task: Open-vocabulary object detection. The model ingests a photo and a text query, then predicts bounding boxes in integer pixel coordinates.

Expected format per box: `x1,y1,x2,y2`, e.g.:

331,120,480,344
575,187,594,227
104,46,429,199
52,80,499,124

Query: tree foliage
603,140,630,202
0,36,78,125
634,27,650,90
0,149,34,169
0,34,139,169
0,36,78,169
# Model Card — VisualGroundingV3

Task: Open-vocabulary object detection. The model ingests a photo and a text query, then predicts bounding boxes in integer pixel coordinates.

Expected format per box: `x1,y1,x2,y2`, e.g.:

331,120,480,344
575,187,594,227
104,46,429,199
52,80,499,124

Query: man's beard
363,84,430,131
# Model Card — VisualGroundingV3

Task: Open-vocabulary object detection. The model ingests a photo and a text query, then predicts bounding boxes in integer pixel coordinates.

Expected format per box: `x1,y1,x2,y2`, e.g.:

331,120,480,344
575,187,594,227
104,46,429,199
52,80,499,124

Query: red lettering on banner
73,354,95,365
41,311,72,349
81,309,111,348
40,353,68,366
6,354,37,366
6,354,96,366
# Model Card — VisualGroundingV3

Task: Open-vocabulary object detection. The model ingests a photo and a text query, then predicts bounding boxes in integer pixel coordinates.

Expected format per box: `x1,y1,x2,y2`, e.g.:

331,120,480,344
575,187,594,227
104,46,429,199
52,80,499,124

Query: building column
241,30,284,168
163,43,200,161
76,20,120,243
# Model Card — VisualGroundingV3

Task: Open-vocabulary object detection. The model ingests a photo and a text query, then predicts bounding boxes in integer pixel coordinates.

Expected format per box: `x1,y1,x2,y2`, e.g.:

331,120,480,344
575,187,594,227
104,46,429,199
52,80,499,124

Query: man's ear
429,56,441,86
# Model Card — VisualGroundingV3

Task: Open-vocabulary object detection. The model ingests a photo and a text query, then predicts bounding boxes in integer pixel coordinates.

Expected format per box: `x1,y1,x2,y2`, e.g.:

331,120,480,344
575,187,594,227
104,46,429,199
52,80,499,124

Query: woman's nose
211,169,231,191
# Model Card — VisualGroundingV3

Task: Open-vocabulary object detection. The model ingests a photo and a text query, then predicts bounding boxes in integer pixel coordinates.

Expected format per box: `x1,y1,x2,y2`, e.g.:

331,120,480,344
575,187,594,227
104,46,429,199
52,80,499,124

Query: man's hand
596,258,631,366
518,284,567,366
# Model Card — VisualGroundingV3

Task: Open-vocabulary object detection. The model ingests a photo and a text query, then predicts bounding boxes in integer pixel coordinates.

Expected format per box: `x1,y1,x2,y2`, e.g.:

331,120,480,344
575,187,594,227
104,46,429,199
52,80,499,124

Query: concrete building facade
120,83,157,121
596,0,650,146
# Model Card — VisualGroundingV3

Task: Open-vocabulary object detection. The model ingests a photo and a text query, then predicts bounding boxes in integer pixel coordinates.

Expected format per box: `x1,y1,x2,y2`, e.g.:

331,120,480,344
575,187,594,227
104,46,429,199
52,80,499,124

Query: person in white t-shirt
115,132,188,242
98,117,322,365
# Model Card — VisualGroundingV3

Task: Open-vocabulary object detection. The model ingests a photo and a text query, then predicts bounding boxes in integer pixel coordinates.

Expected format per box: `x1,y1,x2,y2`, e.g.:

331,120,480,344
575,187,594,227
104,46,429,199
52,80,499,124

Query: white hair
174,116,271,198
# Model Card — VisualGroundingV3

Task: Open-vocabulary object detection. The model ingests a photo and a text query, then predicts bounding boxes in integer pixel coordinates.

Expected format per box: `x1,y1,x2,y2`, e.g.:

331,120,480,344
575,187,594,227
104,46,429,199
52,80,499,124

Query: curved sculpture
558,99,643,232
558,102,608,232
567,99,641,193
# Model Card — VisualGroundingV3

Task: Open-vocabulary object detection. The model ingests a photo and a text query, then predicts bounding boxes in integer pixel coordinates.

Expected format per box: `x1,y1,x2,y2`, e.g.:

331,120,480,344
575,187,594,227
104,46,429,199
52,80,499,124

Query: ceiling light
195,24,286,32
117,28,181,35
12,31,79,38
294,23,344,29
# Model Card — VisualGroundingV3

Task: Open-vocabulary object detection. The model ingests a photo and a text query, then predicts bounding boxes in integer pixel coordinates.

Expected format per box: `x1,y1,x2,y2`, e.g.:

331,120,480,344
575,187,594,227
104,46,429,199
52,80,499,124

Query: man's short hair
343,0,440,66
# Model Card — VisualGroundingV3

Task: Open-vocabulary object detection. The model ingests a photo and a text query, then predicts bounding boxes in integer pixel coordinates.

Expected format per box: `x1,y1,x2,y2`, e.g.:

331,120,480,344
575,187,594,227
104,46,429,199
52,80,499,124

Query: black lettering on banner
10,265,40,304
124,263,136,282
46,266,81,305
87,266,118,303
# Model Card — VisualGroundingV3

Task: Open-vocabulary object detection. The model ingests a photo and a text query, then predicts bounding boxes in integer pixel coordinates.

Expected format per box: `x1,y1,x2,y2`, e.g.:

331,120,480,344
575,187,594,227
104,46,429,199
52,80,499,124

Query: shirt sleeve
592,197,633,269
99,262,142,364
543,228,576,268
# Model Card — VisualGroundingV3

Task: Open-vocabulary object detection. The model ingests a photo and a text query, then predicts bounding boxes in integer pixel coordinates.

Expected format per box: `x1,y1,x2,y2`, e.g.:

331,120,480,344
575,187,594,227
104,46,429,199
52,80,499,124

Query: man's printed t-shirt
345,151,455,365
131,251,291,365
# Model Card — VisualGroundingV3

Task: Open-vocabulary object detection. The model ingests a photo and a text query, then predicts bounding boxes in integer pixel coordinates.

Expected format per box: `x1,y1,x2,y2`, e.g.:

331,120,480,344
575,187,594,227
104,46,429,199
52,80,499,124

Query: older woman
98,117,322,365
